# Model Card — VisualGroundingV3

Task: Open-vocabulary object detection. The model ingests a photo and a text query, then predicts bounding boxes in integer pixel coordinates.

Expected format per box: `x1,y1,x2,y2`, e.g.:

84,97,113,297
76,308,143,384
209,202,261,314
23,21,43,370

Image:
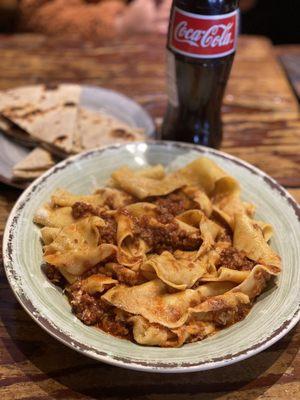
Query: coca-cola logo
170,8,238,58
175,21,234,48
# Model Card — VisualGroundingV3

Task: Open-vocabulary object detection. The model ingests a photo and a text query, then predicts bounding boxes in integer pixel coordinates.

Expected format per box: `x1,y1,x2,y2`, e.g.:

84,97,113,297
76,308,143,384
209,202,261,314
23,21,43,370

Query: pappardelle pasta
34,157,281,347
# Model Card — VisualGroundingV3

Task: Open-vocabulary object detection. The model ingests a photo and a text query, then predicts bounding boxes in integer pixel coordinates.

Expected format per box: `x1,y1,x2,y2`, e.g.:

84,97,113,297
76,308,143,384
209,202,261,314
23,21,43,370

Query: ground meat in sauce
131,192,201,252
66,277,131,339
134,215,201,253
72,201,113,220
66,281,111,326
98,214,117,245
99,314,130,339
216,247,256,271
65,261,152,341
72,202,117,245
152,192,189,223
42,264,66,288
72,202,100,219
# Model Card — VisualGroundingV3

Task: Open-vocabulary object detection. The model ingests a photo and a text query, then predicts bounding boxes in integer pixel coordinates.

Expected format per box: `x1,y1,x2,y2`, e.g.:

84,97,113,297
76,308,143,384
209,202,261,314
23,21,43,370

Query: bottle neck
173,1,239,15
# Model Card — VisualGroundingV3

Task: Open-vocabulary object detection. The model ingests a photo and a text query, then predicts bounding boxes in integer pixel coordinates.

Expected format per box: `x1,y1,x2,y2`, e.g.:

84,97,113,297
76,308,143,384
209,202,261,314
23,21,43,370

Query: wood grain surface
0,34,299,399
280,54,300,100
276,45,300,100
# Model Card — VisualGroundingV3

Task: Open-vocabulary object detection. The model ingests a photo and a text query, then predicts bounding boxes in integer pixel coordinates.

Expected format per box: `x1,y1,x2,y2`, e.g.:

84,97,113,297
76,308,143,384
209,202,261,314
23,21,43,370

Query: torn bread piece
13,147,55,181
78,107,145,150
0,84,81,154
0,115,38,147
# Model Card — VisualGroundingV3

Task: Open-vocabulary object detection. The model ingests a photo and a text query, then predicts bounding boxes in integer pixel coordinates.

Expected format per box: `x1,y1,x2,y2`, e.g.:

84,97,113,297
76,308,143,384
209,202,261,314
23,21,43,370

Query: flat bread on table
0,116,38,147
0,84,148,184
13,169,48,181
13,147,55,181
77,107,145,150
0,84,81,154
0,85,146,155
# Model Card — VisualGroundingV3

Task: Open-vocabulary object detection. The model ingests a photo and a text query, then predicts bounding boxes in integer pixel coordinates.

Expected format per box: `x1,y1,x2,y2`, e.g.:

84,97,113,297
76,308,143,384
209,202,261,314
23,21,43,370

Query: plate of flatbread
0,84,155,188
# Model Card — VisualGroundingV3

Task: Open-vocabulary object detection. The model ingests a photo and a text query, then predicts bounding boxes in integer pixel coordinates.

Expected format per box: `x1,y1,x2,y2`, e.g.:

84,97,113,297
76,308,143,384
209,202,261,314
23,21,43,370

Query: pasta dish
34,157,281,347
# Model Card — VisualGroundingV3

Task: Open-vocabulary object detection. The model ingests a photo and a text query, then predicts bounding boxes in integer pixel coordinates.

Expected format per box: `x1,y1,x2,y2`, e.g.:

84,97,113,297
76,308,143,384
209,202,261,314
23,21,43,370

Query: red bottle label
169,7,239,58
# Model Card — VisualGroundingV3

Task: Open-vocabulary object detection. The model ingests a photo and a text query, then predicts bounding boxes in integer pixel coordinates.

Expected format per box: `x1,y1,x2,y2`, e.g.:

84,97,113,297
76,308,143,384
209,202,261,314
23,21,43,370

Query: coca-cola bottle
161,0,239,148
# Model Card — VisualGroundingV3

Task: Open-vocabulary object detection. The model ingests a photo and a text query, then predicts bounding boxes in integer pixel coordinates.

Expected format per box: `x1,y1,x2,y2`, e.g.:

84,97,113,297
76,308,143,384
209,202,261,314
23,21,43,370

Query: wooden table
0,34,299,399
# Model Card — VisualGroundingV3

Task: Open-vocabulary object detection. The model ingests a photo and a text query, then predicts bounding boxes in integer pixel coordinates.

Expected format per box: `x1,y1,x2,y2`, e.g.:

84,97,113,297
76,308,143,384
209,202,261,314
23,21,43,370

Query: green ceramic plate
3,142,300,373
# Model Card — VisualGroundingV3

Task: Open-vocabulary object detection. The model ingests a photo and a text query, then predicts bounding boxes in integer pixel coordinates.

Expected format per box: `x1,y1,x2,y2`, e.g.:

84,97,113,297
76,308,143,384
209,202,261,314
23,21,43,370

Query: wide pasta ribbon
112,166,185,199
201,267,251,284
175,157,227,194
102,280,239,330
50,188,106,208
189,292,250,324
182,186,213,217
102,280,200,329
141,251,207,290
34,203,76,228
233,213,281,270
43,217,117,281
116,203,155,268
81,274,118,295
211,176,255,229
176,210,222,258
130,315,217,347
130,315,189,348
41,226,60,245
136,165,165,179
94,188,134,209
231,264,279,299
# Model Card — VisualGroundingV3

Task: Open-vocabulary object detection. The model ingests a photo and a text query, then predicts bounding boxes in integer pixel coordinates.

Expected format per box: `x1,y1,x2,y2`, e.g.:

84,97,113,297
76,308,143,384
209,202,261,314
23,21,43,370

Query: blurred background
0,0,299,44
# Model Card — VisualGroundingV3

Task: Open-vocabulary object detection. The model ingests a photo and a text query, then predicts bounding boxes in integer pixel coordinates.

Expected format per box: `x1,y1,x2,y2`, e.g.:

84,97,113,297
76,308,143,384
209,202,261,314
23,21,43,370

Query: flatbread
0,84,81,153
25,105,78,153
0,84,81,118
0,85,147,159
12,147,55,181
13,147,54,171
13,169,47,181
0,116,37,147
78,108,145,150
12,169,48,181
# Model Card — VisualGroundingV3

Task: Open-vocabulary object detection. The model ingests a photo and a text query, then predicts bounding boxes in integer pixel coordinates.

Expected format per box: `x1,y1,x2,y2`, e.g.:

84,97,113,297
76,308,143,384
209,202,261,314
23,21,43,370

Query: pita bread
12,169,48,181
13,147,54,171
0,84,80,117
0,84,81,153
0,116,37,147
0,85,147,160
78,108,145,150
25,105,78,153
13,147,55,181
